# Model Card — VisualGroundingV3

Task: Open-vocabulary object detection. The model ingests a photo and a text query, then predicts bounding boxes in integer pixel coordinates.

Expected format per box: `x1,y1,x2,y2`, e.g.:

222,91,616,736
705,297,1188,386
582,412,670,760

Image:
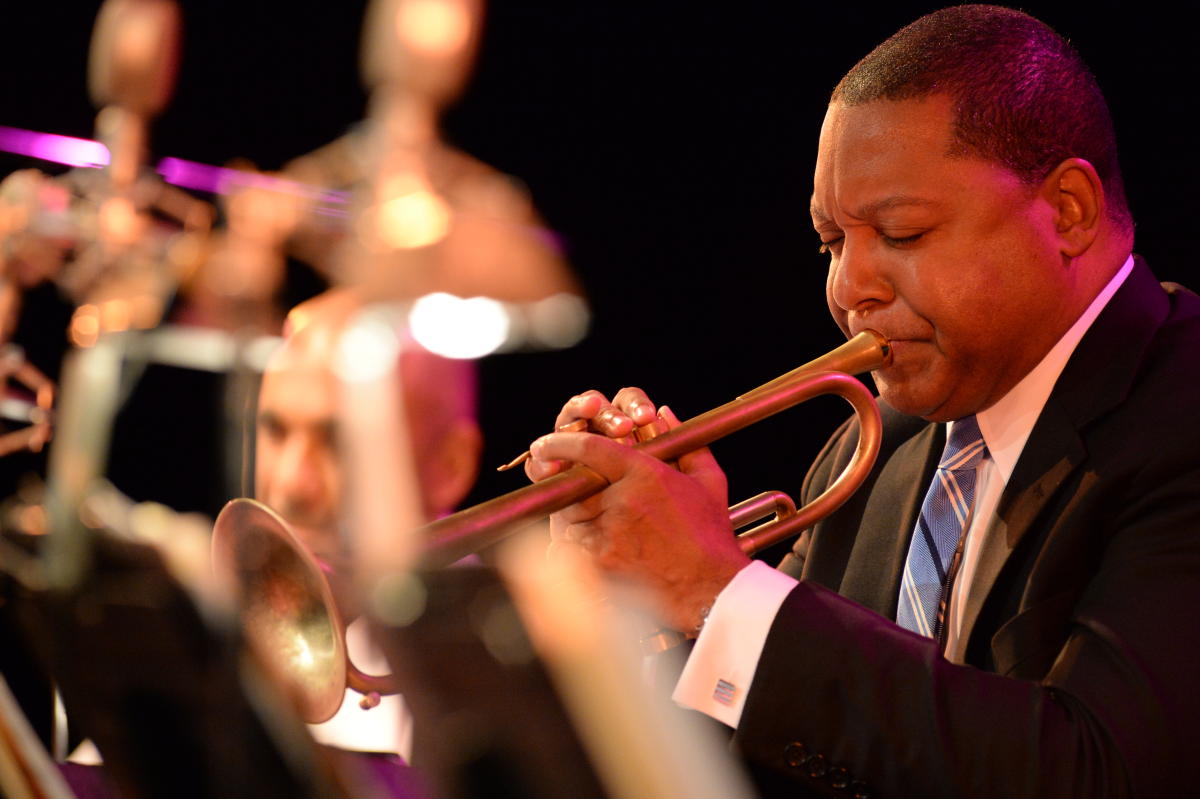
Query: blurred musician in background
256,287,481,760
526,6,1200,797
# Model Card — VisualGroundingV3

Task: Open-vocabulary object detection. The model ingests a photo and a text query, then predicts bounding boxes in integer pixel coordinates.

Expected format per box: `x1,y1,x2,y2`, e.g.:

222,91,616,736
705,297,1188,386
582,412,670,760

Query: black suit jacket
732,258,1200,798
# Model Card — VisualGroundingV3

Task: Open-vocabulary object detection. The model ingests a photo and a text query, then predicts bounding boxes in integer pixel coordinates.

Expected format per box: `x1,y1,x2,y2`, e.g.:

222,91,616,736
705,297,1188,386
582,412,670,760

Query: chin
876,379,960,422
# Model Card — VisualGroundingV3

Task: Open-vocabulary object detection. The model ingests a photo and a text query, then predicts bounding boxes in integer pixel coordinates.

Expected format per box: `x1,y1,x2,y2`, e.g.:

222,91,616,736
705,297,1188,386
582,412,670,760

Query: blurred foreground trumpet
211,498,394,723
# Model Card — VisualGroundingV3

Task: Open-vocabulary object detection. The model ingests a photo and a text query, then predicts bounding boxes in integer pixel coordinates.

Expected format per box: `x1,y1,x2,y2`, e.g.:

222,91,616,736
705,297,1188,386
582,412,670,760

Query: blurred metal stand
43,0,200,592
328,0,583,589
499,534,755,799
0,674,73,799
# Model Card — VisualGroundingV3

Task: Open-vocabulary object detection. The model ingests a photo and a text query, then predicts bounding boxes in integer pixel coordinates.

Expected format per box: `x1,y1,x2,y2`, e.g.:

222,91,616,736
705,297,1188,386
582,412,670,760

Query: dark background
1,2,1196,527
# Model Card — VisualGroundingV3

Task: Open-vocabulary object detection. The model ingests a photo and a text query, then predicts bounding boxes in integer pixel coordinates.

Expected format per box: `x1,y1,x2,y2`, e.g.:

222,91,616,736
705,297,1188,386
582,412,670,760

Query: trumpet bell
211,498,348,723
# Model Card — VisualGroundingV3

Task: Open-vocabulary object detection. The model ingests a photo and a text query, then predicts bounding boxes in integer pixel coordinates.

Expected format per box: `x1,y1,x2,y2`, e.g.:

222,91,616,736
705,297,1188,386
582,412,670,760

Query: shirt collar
958,254,1135,484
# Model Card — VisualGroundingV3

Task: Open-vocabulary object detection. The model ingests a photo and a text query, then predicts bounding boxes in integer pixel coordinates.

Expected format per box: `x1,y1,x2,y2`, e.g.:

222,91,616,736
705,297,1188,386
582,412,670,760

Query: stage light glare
529,293,589,349
334,309,403,383
375,189,451,250
410,292,509,359
396,0,471,57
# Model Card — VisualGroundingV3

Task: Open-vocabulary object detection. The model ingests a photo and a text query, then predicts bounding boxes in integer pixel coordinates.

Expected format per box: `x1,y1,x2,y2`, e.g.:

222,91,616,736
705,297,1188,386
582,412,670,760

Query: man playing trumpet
256,288,481,759
526,6,1200,797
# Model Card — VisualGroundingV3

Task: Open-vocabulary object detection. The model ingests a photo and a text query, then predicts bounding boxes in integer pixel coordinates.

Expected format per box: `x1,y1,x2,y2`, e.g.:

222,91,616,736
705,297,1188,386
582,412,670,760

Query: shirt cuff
671,560,798,727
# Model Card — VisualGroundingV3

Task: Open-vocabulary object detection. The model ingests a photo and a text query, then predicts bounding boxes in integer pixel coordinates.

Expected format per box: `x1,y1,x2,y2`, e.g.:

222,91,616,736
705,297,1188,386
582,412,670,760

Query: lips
851,322,922,341
852,331,921,353
849,317,930,343
856,334,930,373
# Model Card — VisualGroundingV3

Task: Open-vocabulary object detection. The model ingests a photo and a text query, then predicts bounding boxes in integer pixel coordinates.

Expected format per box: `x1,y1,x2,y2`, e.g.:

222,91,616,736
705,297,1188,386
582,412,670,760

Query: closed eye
881,232,925,247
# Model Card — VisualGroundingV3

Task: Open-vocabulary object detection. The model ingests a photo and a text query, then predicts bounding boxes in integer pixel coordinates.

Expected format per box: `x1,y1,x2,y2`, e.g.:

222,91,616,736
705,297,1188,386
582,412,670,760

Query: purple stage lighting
1,124,349,214
0,125,110,168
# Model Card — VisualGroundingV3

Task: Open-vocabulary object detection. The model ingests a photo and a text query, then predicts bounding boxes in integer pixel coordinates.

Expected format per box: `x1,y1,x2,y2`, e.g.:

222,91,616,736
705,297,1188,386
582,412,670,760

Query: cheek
254,438,276,496
903,250,1018,346
324,459,343,508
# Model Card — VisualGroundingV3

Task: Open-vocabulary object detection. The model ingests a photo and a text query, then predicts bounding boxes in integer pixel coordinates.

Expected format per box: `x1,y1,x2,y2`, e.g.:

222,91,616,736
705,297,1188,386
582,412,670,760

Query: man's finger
554,493,606,526
555,390,607,428
661,405,728,501
556,390,637,439
612,387,659,427
560,520,606,554
525,456,567,482
532,431,644,484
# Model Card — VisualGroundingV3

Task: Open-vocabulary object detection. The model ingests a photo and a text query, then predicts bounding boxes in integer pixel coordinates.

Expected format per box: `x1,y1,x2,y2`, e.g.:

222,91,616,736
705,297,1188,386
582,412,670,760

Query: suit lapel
948,258,1170,661
945,399,1084,662
839,423,942,616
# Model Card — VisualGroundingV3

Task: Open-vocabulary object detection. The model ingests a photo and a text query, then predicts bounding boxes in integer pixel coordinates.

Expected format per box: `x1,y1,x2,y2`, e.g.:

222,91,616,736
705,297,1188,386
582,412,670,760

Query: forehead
259,346,338,424
812,95,967,219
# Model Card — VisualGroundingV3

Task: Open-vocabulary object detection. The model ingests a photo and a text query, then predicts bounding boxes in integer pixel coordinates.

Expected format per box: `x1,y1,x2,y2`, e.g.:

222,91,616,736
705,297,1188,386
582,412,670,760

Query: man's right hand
523,387,750,633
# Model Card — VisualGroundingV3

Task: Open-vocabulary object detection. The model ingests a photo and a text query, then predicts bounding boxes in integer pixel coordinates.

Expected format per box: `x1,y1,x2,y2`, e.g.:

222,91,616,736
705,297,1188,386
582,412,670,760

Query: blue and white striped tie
896,416,987,638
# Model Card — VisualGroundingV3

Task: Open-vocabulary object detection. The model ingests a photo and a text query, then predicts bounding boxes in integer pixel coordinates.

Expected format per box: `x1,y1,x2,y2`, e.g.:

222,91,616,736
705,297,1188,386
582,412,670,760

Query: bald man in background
255,288,482,759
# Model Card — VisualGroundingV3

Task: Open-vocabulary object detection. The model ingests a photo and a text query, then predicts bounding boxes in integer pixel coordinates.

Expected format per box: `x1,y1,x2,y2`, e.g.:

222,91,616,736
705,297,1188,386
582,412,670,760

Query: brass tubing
736,330,892,401
735,372,882,554
728,491,796,530
418,330,891,568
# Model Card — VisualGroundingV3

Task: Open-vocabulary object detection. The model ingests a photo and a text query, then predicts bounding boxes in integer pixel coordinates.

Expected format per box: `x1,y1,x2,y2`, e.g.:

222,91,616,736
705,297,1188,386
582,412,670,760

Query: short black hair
833,5,1132,232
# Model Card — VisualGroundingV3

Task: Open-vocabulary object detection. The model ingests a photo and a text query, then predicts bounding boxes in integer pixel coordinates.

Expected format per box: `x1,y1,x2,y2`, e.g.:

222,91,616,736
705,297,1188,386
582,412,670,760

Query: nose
826,238,894,317
272,433,331,519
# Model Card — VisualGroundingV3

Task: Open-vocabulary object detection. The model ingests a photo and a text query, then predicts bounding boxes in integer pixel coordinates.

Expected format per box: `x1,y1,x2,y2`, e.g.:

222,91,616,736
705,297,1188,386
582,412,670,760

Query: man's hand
523,387,661,481
526,388,752,632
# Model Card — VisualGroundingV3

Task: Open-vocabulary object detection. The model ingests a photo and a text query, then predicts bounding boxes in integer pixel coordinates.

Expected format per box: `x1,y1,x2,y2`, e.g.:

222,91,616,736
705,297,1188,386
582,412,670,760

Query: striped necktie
896,416,987,639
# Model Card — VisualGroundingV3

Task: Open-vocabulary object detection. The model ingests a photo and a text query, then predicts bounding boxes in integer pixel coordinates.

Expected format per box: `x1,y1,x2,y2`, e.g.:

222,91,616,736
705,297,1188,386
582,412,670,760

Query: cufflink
713,679,736,705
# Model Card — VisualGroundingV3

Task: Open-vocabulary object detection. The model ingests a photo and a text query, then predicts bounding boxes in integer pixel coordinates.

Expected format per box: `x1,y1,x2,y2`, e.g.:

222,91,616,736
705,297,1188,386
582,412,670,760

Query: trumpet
213,330,890,720
417,329,891,567
211,498,394,724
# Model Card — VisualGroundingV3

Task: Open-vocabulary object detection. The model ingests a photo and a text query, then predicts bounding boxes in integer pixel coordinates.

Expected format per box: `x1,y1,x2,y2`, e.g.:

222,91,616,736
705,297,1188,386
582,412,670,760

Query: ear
421,418,483,517
1039,157,1104,258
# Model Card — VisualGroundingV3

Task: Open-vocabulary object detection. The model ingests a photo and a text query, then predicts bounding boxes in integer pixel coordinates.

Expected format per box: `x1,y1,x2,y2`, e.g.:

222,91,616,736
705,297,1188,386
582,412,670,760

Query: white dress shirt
673,255,1135,727
309,616,413,760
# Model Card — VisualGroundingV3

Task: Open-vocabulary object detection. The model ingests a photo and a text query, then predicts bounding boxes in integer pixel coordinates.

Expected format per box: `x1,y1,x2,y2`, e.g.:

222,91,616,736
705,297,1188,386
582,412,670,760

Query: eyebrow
255,410,337,441
811,195,939,224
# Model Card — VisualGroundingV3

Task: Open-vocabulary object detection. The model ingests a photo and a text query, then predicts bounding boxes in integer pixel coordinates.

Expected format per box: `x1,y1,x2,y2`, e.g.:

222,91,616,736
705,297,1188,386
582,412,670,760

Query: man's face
813,95,1073,421
255,358,345,573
